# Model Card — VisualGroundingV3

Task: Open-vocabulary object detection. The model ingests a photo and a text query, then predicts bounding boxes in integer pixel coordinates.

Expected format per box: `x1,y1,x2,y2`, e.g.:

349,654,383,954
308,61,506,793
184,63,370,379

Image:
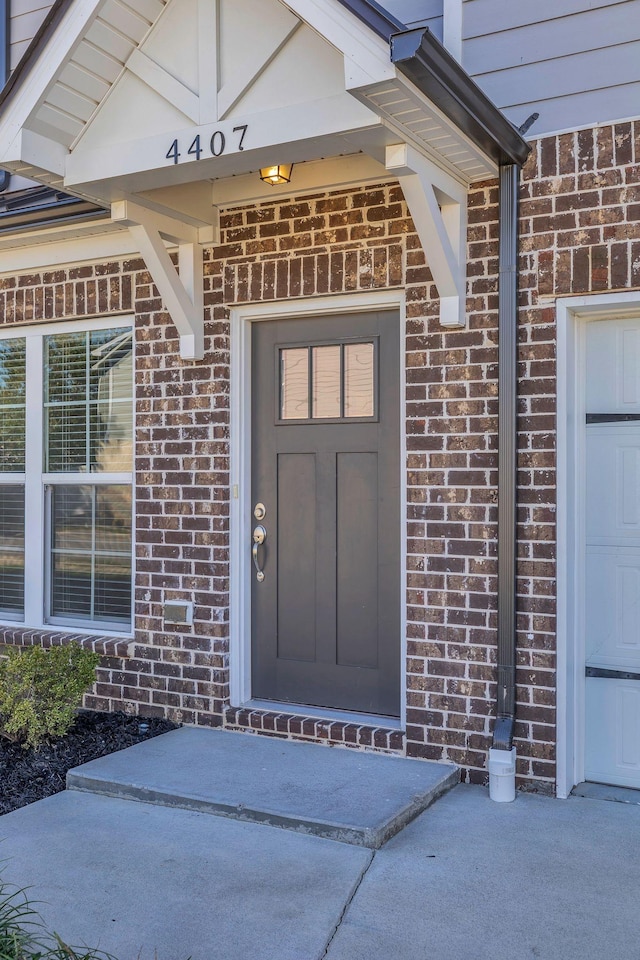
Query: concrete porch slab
67,726,459,848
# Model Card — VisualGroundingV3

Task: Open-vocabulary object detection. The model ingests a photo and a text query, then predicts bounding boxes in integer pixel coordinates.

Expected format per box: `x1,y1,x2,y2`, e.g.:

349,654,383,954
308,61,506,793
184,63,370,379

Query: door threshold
571,781,640,805
244,699,404,731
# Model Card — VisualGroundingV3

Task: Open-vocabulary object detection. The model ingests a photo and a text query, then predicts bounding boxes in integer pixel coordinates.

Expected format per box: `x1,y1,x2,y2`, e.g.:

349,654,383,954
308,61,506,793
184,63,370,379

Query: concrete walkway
0,739,638,959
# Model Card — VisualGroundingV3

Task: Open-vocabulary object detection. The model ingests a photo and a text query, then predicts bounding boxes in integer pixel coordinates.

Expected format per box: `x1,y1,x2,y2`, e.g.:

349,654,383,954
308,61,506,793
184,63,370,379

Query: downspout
0,0,10,193
488,162,520,801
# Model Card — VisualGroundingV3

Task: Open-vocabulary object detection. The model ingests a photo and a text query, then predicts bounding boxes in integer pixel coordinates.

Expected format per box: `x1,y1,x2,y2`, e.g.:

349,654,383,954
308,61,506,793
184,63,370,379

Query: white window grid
0,316,134,634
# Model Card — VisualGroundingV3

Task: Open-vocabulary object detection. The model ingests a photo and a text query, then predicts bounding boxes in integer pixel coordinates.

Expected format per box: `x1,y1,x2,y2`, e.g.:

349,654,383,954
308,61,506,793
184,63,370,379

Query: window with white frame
0,320,133,631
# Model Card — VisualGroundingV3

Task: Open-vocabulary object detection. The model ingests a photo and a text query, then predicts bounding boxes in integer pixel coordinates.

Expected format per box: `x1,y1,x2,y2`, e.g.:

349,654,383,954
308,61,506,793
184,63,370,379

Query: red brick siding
1,121,638,784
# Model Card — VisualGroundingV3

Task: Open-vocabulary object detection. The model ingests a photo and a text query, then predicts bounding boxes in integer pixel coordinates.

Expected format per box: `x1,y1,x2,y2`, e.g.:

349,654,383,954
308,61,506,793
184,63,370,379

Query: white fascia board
0,0,104,151
0,227,137,277
281,0,395,85
112,198,217,245
64,94,376,189
0,128,68,176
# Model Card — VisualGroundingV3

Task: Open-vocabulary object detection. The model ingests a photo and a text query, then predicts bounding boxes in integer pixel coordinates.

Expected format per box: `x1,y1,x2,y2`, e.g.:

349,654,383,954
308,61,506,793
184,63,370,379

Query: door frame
556,291,640,797
229,290,407,726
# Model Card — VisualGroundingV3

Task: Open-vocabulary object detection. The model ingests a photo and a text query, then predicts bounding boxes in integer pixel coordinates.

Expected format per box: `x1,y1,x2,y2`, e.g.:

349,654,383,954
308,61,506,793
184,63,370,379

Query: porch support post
386,142,467,329
112,199,216,361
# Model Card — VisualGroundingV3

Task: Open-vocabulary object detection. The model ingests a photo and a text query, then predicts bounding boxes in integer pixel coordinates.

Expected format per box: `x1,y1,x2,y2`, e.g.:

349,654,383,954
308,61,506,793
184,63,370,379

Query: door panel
251,311,400,717
585,678,640,787
336,451,379,669
276,453,316,662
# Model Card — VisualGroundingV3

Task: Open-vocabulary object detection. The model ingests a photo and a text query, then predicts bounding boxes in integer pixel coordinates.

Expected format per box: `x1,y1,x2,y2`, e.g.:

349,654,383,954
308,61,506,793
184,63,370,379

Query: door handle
252,524,267,582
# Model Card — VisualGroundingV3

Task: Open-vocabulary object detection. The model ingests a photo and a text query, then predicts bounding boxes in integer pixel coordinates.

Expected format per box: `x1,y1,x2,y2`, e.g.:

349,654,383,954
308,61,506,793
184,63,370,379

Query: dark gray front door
251,310,400,717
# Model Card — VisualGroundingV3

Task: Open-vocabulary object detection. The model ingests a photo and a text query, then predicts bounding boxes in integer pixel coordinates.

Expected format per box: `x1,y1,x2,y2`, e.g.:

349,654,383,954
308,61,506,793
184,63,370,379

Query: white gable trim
0,0,103,152
126,48,201,124
281,0,395,86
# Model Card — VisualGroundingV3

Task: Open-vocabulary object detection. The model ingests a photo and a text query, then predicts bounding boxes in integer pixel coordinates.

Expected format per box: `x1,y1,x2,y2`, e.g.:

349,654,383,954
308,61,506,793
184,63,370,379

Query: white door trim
229,289,407,727
556,291,640,798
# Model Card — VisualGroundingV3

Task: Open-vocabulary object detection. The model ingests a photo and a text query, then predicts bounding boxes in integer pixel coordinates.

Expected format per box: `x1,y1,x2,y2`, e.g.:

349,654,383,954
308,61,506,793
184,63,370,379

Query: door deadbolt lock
252,524,267,582
254,502,266,521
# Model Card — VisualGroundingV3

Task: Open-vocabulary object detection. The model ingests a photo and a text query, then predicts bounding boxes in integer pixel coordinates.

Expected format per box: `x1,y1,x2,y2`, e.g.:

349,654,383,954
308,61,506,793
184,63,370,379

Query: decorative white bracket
112,198,219,360
386,143,468,329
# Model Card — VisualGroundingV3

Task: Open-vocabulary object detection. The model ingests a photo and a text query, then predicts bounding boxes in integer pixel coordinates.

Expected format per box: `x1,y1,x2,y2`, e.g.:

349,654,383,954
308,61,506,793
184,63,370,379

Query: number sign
166,124,248,165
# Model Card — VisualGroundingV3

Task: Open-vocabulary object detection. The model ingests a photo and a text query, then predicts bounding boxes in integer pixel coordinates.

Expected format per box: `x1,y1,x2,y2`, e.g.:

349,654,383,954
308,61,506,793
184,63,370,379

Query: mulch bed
0,711,178,816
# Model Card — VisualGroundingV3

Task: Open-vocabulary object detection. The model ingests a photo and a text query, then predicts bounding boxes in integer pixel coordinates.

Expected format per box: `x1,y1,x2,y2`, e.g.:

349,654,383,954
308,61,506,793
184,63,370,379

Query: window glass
280,341,375,421
50,485,132,625
312,346,341,419
44,328,133,473
0,338,26,472
344,342,375,418
280,348,308,420
0,485,24,619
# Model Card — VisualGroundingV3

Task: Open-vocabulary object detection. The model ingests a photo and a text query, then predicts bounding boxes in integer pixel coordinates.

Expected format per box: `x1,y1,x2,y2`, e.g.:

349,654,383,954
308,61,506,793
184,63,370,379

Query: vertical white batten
442,0,463,63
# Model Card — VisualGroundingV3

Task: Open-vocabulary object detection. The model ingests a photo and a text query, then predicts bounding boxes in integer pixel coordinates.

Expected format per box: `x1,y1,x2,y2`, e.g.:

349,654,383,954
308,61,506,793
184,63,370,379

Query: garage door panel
585,678,640,787
586,548,640,666
586,318,640,412
586,426,640,539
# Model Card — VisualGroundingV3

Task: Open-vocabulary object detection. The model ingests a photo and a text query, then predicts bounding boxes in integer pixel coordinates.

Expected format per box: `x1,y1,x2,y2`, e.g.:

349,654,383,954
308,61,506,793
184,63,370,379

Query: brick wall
2,121,639,787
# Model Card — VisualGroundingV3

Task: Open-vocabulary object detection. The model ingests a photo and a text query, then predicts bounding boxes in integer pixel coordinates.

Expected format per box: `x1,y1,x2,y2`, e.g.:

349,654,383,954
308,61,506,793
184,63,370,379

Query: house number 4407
165,124,249,164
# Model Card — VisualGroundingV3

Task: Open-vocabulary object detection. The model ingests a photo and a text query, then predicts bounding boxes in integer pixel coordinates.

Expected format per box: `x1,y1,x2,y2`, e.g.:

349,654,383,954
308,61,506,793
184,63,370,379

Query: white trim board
0,314,135,636
0,229,139,277
229,289,407,729
556,291,640,799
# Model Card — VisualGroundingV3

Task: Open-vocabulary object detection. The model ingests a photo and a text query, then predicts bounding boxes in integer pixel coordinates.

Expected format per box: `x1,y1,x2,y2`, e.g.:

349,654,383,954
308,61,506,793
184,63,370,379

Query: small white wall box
163,601,194,625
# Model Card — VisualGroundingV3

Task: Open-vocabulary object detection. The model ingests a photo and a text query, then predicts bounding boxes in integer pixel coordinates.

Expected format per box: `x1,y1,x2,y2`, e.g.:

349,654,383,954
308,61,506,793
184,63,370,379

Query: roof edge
391,27,530,168
0,192,106,234
0,0,73,114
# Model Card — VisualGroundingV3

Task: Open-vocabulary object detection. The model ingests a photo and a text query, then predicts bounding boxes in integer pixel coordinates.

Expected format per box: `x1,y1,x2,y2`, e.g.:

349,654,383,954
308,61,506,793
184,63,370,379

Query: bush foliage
0,645,99,749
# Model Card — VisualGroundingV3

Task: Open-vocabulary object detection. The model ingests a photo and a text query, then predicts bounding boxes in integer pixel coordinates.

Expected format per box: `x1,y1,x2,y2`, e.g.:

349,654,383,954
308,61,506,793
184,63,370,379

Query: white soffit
0,0,496,206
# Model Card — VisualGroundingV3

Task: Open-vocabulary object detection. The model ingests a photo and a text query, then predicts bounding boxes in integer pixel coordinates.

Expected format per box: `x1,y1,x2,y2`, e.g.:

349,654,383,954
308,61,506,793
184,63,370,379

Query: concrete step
67,727,459,848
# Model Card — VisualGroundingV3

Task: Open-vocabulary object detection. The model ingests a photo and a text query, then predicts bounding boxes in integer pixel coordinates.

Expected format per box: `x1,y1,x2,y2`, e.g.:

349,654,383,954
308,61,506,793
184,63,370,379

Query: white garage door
584,318,640,788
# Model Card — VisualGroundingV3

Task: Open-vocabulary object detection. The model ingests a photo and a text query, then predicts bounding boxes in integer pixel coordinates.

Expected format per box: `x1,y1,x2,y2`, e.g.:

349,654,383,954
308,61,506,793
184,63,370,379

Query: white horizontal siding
10,2,54,72
464,0,625,36
463,0,640,135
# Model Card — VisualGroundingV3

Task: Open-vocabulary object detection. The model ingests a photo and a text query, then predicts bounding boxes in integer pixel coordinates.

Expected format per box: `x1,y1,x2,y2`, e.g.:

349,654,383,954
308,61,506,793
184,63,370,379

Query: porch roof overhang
0,0,529,358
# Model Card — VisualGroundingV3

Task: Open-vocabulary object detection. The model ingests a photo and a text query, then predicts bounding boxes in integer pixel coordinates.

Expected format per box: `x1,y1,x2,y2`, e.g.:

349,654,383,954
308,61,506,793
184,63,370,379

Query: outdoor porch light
259,163,294,185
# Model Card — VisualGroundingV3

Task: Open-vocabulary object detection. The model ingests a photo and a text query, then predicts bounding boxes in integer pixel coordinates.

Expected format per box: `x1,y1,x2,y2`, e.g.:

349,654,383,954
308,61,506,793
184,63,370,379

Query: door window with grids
279,339,377,422
0,321,133,631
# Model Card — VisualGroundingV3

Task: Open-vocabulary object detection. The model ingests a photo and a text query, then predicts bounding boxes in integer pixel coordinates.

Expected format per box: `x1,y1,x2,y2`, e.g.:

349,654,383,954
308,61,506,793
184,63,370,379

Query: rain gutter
386,22,529,761
0,0,10,191
493,162,520,755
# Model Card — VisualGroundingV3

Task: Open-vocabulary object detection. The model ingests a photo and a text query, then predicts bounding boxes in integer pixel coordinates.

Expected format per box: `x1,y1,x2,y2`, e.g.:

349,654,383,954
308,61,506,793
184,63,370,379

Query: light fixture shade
259,163,294,185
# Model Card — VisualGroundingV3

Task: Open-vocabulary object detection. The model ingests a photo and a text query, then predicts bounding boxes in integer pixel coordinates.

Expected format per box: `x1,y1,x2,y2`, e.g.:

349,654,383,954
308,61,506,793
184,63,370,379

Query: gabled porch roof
0,0,529,358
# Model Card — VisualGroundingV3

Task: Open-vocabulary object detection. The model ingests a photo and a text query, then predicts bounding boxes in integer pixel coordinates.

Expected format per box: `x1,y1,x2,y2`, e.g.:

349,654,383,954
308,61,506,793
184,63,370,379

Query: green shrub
0,645,99,749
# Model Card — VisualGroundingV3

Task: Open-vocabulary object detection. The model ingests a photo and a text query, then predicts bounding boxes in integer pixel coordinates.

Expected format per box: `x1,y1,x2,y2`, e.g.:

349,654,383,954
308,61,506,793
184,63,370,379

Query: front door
584,317,640,788
250,311,400,717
